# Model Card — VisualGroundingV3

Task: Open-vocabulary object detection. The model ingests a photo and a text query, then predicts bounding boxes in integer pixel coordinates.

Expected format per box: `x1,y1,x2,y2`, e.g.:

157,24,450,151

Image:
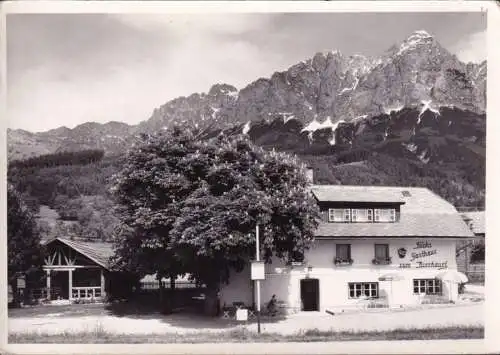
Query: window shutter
367,209,373,222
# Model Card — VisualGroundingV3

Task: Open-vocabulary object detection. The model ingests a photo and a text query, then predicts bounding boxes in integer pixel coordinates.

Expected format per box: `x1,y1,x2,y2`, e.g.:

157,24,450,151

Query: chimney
305,166,314,184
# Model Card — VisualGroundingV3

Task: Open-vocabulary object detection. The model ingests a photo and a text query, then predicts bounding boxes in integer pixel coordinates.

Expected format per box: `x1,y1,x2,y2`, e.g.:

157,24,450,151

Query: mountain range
8,30,486,159
7,30,486,208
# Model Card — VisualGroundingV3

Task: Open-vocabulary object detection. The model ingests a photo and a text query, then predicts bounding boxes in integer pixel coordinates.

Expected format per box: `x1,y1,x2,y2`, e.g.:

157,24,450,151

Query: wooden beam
43,266,79,270
68,269,73,301
46,269,51,300
101,270,106,299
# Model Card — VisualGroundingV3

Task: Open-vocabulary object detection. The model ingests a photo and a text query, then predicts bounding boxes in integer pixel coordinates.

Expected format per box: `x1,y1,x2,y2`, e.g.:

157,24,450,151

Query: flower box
334,257,353,266
372,257,392,265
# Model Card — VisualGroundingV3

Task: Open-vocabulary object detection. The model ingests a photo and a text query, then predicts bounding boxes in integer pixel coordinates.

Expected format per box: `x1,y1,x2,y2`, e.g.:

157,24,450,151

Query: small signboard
251,261,265,280
236,309,248,321
17,276,26,289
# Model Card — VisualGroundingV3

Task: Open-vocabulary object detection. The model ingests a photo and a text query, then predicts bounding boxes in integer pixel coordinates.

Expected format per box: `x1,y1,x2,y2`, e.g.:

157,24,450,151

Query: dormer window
329,208,396,223
374,208,396,222
328,209,351,222
351,209,373,223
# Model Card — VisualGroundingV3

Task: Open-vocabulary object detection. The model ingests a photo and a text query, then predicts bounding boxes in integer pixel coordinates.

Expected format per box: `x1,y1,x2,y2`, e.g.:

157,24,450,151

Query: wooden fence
466,263,485,283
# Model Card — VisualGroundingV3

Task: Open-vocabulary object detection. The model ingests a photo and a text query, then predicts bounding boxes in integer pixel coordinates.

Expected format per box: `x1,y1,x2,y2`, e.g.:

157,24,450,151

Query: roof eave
315,200,406,205
314,235,475,239
49,237,111,270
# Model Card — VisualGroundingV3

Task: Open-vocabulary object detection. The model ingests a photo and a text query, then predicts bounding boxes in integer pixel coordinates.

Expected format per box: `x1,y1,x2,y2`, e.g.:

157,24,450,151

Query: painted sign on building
398,241,448,269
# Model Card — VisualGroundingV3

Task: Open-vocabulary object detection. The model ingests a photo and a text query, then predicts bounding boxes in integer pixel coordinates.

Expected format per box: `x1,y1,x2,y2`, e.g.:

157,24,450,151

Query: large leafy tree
110,130,198,282
7,184,44,306
111,128,320,313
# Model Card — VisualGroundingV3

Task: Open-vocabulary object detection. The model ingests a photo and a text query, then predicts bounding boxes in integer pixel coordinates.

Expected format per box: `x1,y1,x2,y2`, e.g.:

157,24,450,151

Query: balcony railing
372,257,392,265
72,286,102,299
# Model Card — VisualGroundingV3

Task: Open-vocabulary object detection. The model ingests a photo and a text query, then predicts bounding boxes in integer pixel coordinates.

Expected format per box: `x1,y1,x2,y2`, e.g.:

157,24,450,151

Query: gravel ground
8,302,483,336
260,303,483,335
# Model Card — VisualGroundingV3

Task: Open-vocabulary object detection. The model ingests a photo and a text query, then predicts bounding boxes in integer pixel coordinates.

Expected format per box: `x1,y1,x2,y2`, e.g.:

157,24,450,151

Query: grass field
9,325,483,343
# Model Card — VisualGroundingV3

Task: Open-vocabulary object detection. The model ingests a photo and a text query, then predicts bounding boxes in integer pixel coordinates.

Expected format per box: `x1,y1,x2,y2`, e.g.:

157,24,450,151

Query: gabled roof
315,213,474,238
43,237,114,270
311,185,406,204
310,185,458,213
311,185,473,239
462,211,485,235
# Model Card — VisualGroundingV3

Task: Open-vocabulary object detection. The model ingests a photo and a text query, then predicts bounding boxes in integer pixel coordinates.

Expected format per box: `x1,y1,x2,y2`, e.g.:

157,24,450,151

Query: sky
7,12,487,132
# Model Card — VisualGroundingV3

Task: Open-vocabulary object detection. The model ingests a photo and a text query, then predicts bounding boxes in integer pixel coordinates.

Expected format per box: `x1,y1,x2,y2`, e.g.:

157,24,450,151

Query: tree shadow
104,300,289,329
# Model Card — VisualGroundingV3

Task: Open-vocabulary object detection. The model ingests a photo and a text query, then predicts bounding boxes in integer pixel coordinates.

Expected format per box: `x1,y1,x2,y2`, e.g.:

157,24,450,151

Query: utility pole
255,224,261,334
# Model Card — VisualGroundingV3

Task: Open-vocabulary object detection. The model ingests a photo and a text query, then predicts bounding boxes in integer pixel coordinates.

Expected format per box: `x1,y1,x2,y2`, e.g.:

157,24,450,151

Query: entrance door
300,278,319,311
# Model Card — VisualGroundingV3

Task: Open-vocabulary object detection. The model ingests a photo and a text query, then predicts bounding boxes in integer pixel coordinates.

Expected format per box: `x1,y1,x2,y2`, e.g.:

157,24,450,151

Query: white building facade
219,185,474,313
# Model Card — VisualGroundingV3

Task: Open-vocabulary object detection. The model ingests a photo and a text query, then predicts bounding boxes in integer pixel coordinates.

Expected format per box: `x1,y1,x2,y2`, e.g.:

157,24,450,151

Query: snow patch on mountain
403,142,418,153
328,119,346,146
302,116,335,133
418,149,430,164
227,91,239,99
301,116,345,145
277,112,295,123
242,121,251,135
338,78,360,96
417,100,440,124
397,30,433,56
384,105,405,115
211,107,220,119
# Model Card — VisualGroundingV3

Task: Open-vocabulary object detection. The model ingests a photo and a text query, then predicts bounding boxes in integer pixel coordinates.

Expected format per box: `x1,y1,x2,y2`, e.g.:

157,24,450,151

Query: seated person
267,294,278,316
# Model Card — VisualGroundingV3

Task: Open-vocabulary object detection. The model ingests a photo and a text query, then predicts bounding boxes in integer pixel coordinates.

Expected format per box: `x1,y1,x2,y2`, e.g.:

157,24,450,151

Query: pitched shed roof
462,211,485,235
44,237,114,270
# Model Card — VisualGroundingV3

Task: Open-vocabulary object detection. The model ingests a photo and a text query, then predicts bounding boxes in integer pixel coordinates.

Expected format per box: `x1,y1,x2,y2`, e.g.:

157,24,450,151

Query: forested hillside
8,150,122,242
8,137,484,244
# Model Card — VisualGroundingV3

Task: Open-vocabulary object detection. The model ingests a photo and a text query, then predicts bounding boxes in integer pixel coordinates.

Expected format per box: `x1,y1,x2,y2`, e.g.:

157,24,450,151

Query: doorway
300,278,319,311
52,271,69,300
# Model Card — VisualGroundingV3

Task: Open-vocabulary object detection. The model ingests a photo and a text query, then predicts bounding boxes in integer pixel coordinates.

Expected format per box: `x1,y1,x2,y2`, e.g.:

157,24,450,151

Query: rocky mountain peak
208,83,238,97
7,29,486,161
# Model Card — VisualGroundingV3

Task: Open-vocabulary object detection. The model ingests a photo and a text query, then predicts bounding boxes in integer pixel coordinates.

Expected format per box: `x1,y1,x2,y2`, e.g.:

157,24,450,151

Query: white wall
219,265,253,308
219,238,459,312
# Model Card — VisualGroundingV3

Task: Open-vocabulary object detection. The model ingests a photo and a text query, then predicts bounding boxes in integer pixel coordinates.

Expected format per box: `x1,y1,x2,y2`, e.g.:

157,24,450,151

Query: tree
470,243,485,263
110,130,199,301
7,184,44,307
111,127,320,315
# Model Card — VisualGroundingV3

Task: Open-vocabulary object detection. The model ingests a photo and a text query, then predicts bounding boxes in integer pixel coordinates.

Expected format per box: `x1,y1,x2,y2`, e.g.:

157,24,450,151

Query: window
413,279,442,295
336,244,351,261
328,209,351,222
374,244,389,259
368,209,373,222
374,209,396,222
351,209,373,222
344,209,351,222
348,282,379,299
